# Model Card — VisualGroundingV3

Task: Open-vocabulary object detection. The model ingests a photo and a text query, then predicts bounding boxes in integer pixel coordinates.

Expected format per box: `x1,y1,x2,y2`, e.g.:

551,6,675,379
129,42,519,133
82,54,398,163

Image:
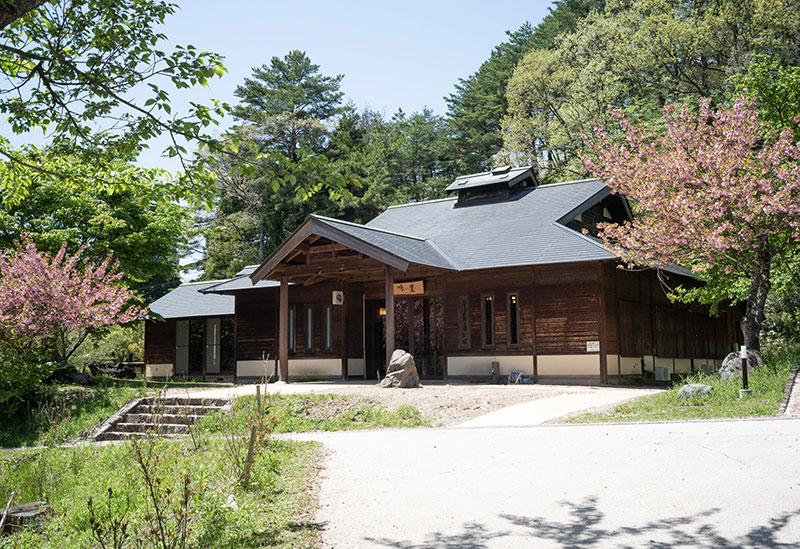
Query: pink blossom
0,238,147,349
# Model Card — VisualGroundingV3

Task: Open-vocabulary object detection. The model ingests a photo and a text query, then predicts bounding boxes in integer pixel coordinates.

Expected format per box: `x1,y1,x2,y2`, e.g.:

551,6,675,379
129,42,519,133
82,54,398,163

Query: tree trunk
740,251,772,352
0,0,47,31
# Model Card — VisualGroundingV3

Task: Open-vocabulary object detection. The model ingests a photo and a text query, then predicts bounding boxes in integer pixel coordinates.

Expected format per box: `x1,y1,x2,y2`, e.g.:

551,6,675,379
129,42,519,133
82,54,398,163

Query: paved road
297,419,800,548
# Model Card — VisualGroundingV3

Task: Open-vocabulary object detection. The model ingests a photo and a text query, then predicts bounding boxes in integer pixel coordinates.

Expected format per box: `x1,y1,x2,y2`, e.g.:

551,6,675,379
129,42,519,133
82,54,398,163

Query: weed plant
569,346,800,423
198,393,429,435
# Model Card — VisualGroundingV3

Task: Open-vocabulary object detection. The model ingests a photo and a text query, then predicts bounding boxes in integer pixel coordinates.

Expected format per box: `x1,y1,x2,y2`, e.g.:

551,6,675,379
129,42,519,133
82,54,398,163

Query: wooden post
279,277,289,382
341,281,349,380
597,262,608,385
385,267,395,371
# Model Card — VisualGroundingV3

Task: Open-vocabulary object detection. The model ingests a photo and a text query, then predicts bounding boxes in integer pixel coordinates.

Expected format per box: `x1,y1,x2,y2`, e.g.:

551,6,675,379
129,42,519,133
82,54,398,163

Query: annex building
145,167,743,384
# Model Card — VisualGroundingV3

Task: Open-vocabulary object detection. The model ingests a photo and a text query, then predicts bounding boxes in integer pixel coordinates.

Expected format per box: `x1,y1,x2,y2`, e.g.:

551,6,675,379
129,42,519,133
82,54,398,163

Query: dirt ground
174,382,610,426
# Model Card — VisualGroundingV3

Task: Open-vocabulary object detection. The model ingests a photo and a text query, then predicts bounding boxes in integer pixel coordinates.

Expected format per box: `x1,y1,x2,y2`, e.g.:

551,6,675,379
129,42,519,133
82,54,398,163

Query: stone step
100,431,186,441
131,404,225,416
138,397,230,407
114,422,190,434
124,413,205,425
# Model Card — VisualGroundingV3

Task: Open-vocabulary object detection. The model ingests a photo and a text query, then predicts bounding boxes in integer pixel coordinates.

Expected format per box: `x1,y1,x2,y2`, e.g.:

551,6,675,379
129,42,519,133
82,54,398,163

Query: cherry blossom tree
583,97,800,352
0,238,147,367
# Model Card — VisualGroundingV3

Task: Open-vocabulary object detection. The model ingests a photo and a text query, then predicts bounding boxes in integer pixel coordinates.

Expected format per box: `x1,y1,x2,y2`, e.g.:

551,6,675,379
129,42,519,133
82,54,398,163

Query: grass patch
102,376,235,389
568,347,800,423
0,383,144,449
199,393,430,434
0,436,320,548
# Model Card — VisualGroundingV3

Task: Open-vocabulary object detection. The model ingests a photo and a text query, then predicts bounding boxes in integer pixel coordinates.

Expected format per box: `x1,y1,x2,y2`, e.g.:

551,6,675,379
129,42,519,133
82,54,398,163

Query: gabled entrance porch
247,215,455,382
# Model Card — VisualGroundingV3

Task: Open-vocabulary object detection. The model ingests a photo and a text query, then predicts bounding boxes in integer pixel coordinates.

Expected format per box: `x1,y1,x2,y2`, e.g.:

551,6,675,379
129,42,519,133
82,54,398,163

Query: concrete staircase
92,396,231,442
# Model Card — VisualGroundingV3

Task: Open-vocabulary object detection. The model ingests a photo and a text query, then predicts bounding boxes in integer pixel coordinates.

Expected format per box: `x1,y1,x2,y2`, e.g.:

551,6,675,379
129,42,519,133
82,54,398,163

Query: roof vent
445,166,536,205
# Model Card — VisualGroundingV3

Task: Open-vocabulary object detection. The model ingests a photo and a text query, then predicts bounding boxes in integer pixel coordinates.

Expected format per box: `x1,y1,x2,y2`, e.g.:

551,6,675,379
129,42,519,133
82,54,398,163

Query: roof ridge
200,274,247,293
177,279,230,287
423,238,461,271
382,196,457,210
539,178,602,188
312,214,427,241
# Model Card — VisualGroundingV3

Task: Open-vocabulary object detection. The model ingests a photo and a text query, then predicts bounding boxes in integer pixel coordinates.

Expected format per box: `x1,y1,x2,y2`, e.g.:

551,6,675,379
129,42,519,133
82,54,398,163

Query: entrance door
394,296,444,379
364,299,385,380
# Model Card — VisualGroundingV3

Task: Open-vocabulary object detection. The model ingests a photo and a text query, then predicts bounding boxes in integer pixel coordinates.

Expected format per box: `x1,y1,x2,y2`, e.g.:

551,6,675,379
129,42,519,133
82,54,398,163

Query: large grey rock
719,350,763,381
380,349,420,388
678,383,712,400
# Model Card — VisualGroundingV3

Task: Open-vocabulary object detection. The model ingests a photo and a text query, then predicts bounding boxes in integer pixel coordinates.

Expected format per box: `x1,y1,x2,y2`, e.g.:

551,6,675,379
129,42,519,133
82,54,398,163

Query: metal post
741,345,748,390
739,345,751,398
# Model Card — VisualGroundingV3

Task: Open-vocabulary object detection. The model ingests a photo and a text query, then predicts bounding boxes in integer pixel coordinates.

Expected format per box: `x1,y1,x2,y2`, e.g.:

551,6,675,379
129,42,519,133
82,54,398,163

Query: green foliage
445,1,604,174
0,1,232,206
0,177,188,294
568,346,800,423
199,393,429,434
71,324,144,366
0,382,143,448
233,50,348,159
732,55,800,132
0,438,320,547
201,50,454,279
500,0,800,182
0,345,56,418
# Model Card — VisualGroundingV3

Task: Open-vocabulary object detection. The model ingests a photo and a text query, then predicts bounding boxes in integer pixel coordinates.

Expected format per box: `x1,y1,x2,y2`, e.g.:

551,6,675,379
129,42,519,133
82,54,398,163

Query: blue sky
135,0,554,171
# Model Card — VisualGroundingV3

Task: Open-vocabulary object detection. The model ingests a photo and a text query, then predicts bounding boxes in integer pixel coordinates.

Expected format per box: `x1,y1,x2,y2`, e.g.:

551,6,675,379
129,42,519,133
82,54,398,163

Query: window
482,293,495,348
305,305,314,352
324,305,332,351
457,296,470,349
288,306,295,353
508,293,520,347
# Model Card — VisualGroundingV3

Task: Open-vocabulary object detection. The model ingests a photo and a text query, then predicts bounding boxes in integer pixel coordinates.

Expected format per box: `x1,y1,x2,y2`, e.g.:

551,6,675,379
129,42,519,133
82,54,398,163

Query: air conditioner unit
332,291,344,305
654,366,671,382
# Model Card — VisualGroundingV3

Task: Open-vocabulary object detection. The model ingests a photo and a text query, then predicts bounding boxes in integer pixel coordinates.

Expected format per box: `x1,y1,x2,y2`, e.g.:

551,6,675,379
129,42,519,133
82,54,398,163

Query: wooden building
144,279,239,380
144,167,742,383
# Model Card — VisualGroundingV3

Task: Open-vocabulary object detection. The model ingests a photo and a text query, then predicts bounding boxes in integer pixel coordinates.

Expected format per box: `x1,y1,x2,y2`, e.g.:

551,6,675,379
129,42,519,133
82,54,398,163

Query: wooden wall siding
345,282,364,360
534,263,600,354
289,282,344,358
444,267,534,356
605,265,742,361
144,319,175,364
237,282,367,363
236,288,277,362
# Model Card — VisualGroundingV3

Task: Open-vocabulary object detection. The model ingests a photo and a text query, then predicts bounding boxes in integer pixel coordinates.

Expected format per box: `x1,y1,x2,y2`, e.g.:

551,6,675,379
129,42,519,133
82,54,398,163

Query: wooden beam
312,219,410,272
385,267,395,371
308,243,349,254
279,277,289,382
250,221,313,282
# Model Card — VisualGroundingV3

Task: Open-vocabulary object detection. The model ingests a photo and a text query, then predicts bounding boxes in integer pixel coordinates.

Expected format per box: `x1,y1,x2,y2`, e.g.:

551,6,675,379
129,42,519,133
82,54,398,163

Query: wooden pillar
279,277,289,382
531,267,538,383
597,262,608,385
385,267,395,370
341,281,349,380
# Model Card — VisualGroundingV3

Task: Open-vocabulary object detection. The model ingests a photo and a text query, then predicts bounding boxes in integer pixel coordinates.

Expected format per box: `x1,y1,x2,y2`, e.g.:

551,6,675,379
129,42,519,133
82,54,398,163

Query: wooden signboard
393,280,424,296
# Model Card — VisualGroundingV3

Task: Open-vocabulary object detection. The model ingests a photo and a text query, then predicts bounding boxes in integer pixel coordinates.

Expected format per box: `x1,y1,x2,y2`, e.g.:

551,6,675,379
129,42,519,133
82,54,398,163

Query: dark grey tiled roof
366,179,616,270
149,280,234,319
311,216,458,270
202,265,280,293
445,166,533,192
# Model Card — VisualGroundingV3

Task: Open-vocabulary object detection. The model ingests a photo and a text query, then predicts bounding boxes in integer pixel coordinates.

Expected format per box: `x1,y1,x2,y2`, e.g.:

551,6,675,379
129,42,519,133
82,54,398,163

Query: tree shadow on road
364,496,799,548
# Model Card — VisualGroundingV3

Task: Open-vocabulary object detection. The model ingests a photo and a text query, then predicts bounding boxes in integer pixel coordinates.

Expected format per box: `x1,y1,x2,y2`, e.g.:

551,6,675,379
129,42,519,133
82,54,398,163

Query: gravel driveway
172,381,652,426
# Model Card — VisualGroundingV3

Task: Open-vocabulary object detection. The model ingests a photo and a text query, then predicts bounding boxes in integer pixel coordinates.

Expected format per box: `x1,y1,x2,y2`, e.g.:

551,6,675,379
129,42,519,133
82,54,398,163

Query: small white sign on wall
586,340,600,352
